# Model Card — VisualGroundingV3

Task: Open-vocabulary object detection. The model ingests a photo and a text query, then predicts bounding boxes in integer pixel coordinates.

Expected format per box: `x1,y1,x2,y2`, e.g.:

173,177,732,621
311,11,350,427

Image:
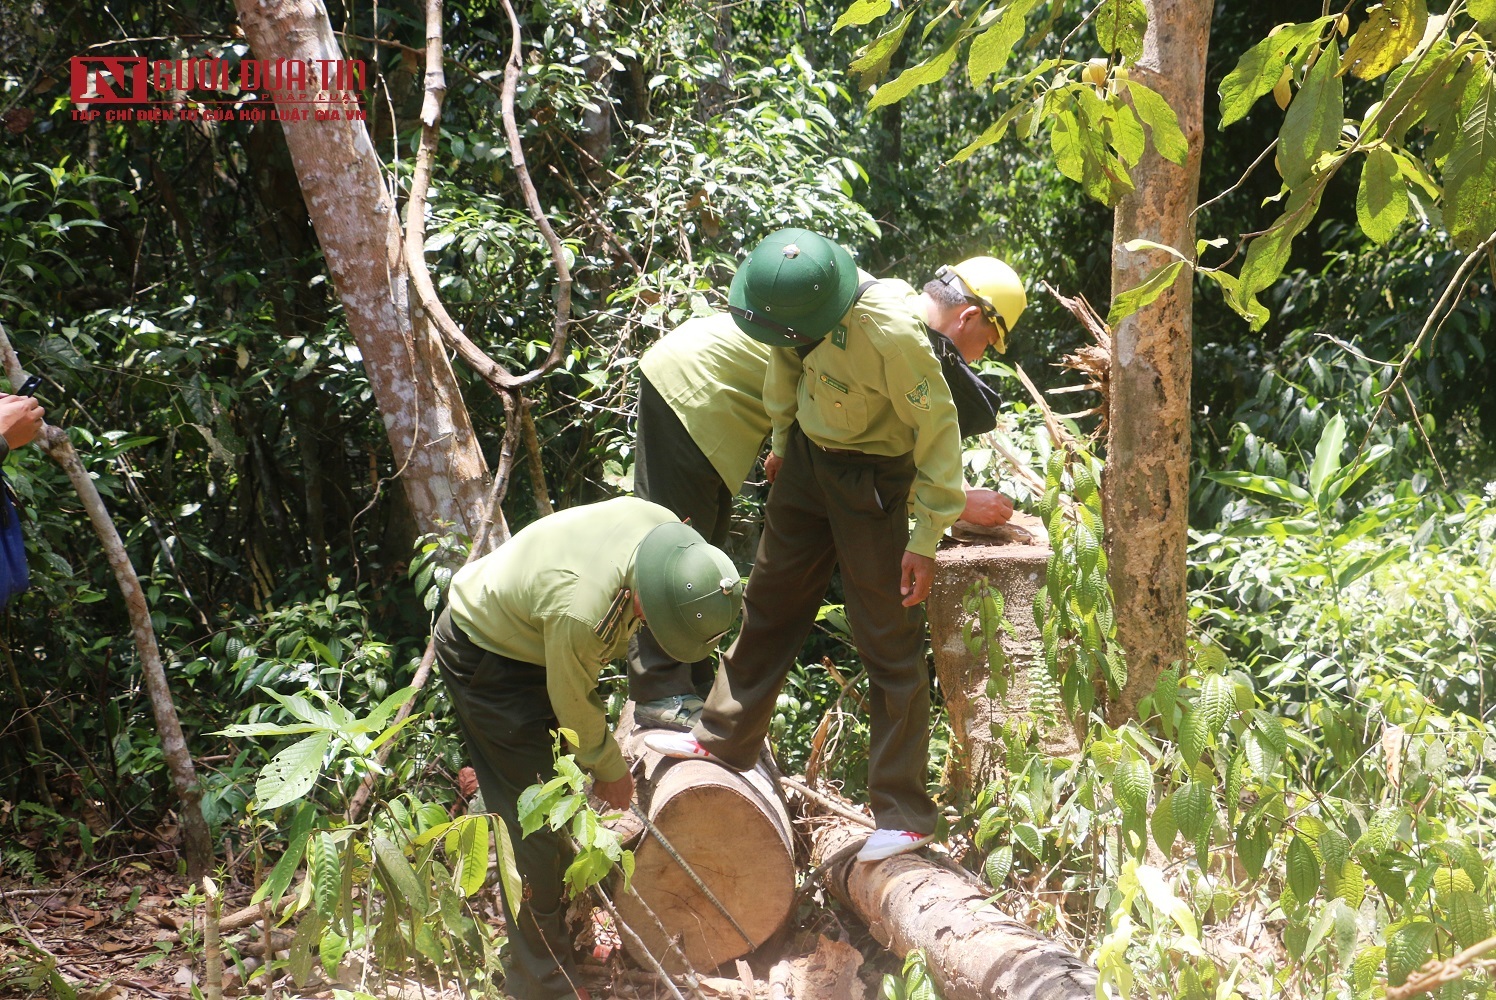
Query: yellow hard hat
937,257,1027,354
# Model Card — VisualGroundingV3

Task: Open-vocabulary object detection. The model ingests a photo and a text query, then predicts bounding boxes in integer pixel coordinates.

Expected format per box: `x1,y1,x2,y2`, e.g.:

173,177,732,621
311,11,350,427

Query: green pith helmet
727,228,859,348
635,522,744,663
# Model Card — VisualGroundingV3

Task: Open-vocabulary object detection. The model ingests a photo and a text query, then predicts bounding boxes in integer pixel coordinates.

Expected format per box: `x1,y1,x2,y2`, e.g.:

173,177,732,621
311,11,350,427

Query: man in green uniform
436,496,743,1000
648,229,1026,863
629,297,1019,731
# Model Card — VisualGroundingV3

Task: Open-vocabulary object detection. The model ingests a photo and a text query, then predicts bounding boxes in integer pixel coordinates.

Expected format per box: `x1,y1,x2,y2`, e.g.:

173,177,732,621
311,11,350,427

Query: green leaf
849,10,915,91
1113,753,1152,813
1341,0,1428,80
967,0,1039,86
1205,470,1312,504
1444,68,1496,254
1236,820,1269,879
253,803,316,906
312,832,341,922
983,845,1014,889
1125,81,1189,165
1386,920,1435,986
1153,666,1178,739
1197,672,1236,734
491,815,524,911
1433,840,1487,891
1287,834,1321,902
833,0,891,34
255,732,330,812
1356,146,1409,245
1326,859,1366,908
1448,890,1490,949
1152,793,1178,855
446,815,489,898
373,836,429,916
1317,827,1350,875
319,930,349,979
1173,781,1211,841
1013,821,1043,858
1218,20,1329,128
1107,259,1186,326
1279,47,1344,189
1178,708,1209,767
1230,184,1325,329
1473,0,1496,31
1308,412,1347,498
288,910,321,986
951,102,1027,163
1093,0,1147,61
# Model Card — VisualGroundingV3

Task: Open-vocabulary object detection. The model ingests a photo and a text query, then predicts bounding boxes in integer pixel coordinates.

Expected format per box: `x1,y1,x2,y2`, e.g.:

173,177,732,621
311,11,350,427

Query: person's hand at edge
900,551,934,607
764,452,783,484
961,488,1014,526
593,770,635,811
0,393,44,451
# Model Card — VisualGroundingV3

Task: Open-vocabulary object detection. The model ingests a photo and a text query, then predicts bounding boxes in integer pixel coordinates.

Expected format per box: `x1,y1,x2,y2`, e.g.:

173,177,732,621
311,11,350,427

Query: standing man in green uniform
648,229,1026,863
629,314,772,729
629,289,1021,731
436,497,743,1000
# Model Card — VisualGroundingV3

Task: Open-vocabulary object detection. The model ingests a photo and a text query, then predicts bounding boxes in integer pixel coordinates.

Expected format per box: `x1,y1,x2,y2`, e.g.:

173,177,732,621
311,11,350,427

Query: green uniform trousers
694,423,938,834
628,374,735,702
433,608,584,1000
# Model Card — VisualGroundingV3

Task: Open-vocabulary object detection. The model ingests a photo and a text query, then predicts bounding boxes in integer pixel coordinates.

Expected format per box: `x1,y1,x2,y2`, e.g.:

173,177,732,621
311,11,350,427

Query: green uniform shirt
447,497,677,782
764,274,965,559
639,313,774,494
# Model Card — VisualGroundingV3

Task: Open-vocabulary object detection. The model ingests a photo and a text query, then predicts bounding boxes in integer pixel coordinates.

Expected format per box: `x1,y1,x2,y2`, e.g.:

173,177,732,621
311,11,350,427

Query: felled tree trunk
615,717,796,974
808,816,1096,1000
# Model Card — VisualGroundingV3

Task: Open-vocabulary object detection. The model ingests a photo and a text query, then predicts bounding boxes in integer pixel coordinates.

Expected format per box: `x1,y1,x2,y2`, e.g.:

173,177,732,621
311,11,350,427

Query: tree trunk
615,717,796,975
809,815,1096,1000
231,0,491,537
2,328,212,877
1104,0,1212,724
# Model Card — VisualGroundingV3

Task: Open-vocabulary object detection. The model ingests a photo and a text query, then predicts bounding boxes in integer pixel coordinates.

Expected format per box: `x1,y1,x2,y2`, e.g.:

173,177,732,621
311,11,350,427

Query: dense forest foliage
2,0,1495,997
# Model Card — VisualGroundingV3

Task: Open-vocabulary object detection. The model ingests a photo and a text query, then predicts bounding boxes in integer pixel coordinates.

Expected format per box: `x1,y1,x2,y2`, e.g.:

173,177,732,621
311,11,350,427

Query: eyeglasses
935,265,1008,349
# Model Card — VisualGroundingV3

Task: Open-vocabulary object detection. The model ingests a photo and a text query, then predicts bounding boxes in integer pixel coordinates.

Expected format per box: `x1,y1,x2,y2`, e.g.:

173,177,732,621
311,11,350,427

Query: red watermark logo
68,54,366,123
70,56,147,104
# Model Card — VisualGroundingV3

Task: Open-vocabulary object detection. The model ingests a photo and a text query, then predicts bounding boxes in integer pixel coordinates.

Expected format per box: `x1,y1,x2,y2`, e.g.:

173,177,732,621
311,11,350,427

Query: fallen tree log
615,711,796,975
807,808,1096,1000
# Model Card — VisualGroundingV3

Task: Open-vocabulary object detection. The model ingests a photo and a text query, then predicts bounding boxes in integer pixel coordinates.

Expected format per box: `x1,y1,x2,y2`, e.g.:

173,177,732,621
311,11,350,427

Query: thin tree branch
521,397,555,517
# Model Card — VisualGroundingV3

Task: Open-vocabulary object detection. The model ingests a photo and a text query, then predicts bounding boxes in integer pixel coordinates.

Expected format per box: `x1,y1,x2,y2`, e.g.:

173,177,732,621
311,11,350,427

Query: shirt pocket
808,367,868,433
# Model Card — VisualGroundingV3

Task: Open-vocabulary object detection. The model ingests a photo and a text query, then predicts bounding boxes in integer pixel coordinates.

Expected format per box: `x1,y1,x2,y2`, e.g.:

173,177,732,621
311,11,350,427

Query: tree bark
1104,0,1212,724
809,817,1096,1000
232,0,491,538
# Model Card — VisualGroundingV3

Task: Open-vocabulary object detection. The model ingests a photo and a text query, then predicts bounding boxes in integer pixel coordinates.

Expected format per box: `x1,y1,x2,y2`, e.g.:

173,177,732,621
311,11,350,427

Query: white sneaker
856,829,934,862
641,731,749,771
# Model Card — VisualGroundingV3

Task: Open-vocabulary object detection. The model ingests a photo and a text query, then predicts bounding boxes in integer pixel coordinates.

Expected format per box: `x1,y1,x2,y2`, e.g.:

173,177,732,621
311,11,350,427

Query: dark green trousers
433,608,583,1000
695,423,938,834
628,374,736,702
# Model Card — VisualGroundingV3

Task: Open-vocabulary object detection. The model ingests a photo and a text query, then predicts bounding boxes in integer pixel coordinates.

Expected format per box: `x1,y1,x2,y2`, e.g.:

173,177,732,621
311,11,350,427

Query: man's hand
764,452,783,484
961,488,1014,526
593,770,635,811
0,393,44,450
899,551,934,607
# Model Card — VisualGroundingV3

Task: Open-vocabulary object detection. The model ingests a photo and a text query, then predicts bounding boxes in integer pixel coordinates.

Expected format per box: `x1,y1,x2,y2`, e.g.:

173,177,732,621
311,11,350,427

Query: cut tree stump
928,512,1079,804
615,712,796,975
808,813,1097,1000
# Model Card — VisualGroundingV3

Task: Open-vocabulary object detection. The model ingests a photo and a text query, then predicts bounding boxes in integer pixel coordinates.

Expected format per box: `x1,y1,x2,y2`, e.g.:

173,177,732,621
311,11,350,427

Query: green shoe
635,694,704,731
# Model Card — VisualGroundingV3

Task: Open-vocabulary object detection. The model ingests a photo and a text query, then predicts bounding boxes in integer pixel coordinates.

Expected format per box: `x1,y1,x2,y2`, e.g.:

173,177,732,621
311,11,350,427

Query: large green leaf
1126,80,1189,165
491,815,525,910
373,836,430,917
868,40,959,111
445,815,490,898
1308,413,1347,498
1172,781,1211,841
255,732,330,812
1340,0,1428,80
1356,146,1409,245
1113,753,1151,814
252,803,316,906
849,10,915,91
1279,48,1344,189
1152,665,1178,739
1218,20,1329,128
1386,921,1436,986
1196,672,1236,734
833,0,891,34
1152,793,1178,854
1236,820,1269,879
1473,0,1496,31
1107,259,1186,326
1444,68,1496,253
312,832,341,922
1448,889,1491,948
1093,0,1147,61
967,0,1039,86
1178,706,1209,767
1230,184,1325,329
983,845,1014,889
1286,834,1321,902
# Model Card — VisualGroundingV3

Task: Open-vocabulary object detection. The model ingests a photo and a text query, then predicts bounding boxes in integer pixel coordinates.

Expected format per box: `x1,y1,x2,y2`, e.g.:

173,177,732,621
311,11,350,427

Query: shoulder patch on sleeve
905,378,931,411
594,587,632,644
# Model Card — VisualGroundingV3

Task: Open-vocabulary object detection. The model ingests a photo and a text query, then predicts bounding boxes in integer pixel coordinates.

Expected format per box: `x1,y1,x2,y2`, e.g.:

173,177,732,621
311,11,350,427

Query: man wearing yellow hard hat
648,229,1026,863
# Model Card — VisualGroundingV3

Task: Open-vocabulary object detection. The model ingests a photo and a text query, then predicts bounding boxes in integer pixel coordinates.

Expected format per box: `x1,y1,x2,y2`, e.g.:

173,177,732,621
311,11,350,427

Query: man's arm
961,487,1014,526
883,345,966,559
0,394,45,460
762,346,802,461
542,616,628,783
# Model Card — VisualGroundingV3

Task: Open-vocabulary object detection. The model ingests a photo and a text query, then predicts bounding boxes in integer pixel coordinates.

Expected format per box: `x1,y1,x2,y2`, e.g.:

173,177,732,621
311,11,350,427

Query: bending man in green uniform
436,497,743,1000
630,295,1018,731
648,229,1026,863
